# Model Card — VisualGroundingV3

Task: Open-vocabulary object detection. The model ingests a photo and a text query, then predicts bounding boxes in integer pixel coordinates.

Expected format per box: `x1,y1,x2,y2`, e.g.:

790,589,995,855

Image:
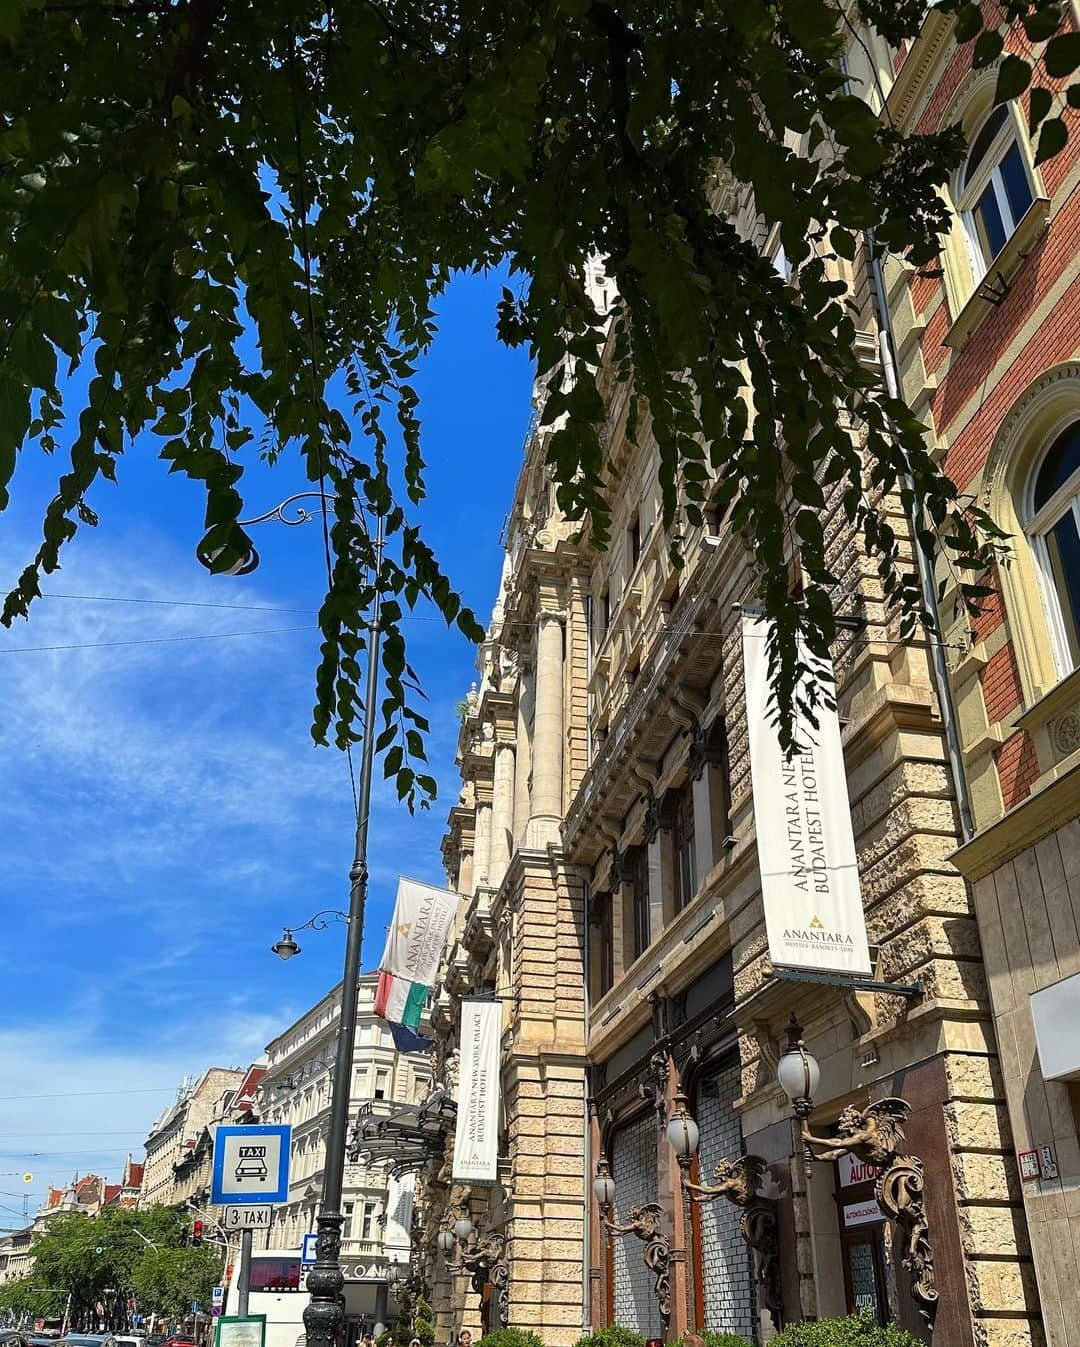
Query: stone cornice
950,759,1080,881
884,8,955,132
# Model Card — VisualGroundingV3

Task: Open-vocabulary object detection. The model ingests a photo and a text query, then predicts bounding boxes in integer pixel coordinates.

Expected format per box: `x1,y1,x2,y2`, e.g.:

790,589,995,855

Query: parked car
0,1332,30,1347
162,1336,195,1347
57,1335,113,1347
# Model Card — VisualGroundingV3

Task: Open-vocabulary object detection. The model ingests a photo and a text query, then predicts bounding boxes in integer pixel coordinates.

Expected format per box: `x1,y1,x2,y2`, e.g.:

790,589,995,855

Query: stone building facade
419,8,1078,1347
139,1067,248,1211
876,8,1080,1345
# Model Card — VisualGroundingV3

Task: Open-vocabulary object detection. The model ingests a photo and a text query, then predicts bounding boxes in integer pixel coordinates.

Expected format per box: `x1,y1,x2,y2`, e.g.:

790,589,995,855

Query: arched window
1028,421,1080,675
958,104,1035,279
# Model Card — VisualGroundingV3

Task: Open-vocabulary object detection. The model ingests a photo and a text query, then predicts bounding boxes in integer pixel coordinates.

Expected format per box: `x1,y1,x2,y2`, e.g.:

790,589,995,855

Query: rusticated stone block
946,1100,1013,1152
975,1319,1046,1347
956,1203,1030,1257
952,1151,1022,1203
946,1053,1005,1101
965,1258,1040,1312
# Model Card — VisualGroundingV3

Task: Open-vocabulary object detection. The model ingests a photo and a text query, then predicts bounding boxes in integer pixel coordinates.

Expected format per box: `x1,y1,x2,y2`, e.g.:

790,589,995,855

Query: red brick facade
903,9,1080,812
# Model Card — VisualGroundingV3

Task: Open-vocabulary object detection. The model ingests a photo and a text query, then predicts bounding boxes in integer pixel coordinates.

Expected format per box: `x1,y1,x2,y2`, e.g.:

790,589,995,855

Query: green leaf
1029,85,1053,132
1045,32,1080,78
973,30,1004,68
1024,7,1065,43
994,55,1032,104
954,4,983,42
1034,116,1068,164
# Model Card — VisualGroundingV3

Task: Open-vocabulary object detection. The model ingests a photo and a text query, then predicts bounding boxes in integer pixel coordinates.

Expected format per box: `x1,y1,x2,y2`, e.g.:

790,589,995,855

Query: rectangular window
343,1202,354,1238
629,845,650,961
672,779,697,913
374,1069,390,1100
597,891,614,996
360,1201,378,1241
628,513,642,571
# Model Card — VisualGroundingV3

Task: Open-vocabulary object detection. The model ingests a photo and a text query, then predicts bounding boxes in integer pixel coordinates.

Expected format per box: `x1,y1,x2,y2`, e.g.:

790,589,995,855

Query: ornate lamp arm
290,909,350,933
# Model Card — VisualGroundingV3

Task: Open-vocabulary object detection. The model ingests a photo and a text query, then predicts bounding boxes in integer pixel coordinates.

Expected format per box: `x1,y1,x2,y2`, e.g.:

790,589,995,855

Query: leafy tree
128,1244,221,1323
0,1277,63,1325
1,0,1077,770
28,1203,206,1330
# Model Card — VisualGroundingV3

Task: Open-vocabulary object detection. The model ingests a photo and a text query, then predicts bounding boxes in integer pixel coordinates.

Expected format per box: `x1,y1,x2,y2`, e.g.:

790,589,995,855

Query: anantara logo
782,914,855,946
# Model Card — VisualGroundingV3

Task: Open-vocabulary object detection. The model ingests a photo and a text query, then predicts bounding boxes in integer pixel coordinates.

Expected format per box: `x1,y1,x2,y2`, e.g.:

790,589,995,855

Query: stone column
488,739,516,890
513,669,533,846
473,795,492,892
527,609,564,847
458,847,474,897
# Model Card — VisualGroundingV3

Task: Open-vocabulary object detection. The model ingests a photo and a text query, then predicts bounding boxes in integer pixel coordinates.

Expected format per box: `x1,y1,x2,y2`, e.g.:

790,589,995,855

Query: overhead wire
0,625,318,653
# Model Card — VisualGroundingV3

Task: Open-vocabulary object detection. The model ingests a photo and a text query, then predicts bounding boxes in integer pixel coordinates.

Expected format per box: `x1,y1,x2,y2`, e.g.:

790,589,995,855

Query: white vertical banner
742,614,872,977
451,997,502,1184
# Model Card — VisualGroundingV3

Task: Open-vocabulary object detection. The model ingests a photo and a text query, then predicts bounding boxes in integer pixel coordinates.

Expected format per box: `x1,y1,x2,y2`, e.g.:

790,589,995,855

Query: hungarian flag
375,877,462,1052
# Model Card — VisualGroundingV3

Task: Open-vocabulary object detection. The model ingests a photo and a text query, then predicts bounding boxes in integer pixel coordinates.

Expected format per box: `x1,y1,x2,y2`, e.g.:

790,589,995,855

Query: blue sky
0,270,532,1223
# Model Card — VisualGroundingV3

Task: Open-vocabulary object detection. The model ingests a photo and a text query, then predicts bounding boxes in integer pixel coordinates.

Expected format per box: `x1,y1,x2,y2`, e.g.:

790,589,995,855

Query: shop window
958,104,1035,280
672,779,697,913
629,844,650,961
1027,420,1080,675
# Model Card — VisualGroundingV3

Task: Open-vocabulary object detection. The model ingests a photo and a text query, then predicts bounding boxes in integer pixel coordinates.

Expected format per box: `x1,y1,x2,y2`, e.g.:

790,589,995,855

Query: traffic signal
192,1220,204,1247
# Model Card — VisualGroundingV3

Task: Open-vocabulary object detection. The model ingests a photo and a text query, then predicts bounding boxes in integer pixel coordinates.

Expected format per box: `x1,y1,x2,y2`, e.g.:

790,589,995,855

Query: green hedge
475,1331,545,1347
771,1312,924,1347
669,1332,752,1347
573,1329,646,1347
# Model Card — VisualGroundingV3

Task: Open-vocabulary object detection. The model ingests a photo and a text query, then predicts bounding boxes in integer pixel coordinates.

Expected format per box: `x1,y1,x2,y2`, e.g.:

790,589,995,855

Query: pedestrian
457,1331,472,1347
409,1338,421,1347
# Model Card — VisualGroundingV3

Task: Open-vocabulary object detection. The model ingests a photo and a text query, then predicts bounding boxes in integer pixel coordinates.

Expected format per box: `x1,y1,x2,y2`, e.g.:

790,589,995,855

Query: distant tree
29,1203,204,1330
1,0,1077,764
128,1245,221,1323
0,1276,58,1324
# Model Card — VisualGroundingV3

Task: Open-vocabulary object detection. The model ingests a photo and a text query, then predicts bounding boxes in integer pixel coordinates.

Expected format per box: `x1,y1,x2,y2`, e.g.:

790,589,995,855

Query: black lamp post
217,491,385,1347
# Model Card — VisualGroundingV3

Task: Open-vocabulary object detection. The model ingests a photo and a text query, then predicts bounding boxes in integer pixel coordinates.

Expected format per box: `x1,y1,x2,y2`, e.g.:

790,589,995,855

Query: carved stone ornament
609,842,626,888
803,1099,938,1324
452,1230,509,1312
643,786,662,844
687,717,725,782
604,1202,672,1333
684,1154,781,1325
1051,710,1080,758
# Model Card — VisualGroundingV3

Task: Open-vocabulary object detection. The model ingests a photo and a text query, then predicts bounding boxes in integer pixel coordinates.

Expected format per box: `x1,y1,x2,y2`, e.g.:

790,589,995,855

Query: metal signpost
211,1125,291,1322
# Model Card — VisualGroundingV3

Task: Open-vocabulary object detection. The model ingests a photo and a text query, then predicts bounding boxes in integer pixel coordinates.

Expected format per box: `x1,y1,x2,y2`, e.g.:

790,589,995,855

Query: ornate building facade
258,973,430,1333
418,9,1078,1347
878,9,1080,1345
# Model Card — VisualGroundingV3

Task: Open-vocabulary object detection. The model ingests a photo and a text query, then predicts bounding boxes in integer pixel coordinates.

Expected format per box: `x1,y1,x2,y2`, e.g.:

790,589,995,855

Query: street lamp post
207,490,385,1347
302,507,385,1347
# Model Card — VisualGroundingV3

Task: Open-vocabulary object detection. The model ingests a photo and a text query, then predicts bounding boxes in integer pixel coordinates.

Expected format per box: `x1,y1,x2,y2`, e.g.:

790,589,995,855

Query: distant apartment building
0,1227,33,1285
256,972,430,1333
140,1066,249,1211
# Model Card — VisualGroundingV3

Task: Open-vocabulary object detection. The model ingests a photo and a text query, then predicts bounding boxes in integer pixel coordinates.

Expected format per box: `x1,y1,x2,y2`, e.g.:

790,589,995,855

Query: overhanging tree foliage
2,0,1077,779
